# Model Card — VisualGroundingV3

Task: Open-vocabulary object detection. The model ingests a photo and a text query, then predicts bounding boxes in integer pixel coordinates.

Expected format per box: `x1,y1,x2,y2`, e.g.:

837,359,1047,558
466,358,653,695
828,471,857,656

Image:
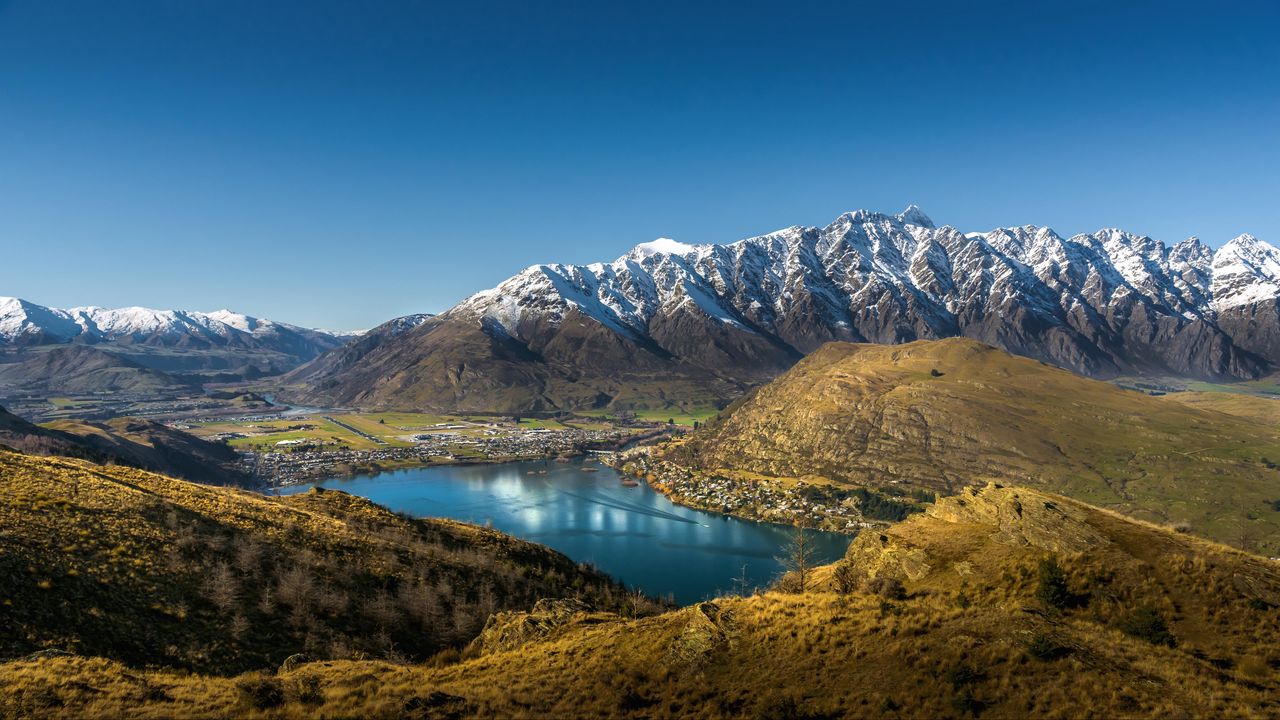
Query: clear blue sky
1,1,1277,330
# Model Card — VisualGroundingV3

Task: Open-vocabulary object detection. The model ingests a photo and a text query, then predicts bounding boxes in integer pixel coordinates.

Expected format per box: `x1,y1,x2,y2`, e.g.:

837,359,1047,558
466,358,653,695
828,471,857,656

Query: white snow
631,237,694,258
452,206,1280,353
0,299,342,347
1211,234,1280,310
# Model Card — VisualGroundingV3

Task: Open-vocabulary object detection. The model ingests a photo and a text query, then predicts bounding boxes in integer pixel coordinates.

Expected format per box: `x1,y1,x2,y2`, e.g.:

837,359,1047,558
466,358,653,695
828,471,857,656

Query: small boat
620,478,639,487
580,467,598,473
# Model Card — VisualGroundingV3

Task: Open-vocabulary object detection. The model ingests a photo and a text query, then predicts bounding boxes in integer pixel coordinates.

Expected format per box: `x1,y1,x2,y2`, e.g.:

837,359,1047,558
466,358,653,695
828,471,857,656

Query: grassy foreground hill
0,451,643,676
3,482,1277,718
653,338,1280,553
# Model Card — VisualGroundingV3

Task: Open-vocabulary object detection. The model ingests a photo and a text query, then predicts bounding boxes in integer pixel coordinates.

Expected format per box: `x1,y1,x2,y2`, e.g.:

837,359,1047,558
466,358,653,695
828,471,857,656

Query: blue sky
1,1,1277,330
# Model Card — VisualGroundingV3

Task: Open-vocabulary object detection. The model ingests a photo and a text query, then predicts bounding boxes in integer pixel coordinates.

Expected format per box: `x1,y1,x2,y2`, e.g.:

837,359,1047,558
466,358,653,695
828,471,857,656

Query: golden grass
0,451,639,677
3,473,1278,718
662,338,1280,553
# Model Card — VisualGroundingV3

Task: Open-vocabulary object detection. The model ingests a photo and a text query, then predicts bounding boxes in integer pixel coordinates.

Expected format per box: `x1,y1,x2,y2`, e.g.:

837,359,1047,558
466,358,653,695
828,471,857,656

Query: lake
279,457,852,604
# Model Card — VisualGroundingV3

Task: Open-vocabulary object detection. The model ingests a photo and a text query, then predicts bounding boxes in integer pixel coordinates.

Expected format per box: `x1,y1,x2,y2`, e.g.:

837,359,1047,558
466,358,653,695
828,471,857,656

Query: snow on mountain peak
205,309,262,332
0,299,340,347
1211,233,1280,310
631,237,694,258
897,205,935,229
451,206,1280,355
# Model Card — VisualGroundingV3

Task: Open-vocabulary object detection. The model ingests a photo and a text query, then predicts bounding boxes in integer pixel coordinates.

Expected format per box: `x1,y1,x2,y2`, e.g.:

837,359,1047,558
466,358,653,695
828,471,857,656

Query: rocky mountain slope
0,452,642,676
0,298,349,381
0,345,194,395
6,482,1277,718
289,206,1280,412
653,338,1280,553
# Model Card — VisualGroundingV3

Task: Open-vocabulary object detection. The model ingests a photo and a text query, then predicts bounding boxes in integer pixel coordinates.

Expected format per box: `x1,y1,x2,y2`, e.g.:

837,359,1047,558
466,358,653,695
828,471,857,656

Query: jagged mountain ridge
292,206,1280,411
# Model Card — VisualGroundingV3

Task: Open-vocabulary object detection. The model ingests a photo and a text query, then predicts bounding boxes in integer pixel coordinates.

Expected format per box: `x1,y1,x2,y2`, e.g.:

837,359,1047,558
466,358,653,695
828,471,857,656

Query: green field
1113,374,1280,397
192,411,639,453
216,418,382,451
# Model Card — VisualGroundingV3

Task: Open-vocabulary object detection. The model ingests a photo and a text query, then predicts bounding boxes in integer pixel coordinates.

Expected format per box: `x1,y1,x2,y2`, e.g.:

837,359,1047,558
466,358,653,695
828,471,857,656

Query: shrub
944,665,984,687
235,673,285,710
752,693,827,720
1115,606,1176,647
864,576,906,600
849,488,920,522
1035,557,1073,609
950,688,985,716
832,562,858,596
1026,633,1069,660
291,674,324,705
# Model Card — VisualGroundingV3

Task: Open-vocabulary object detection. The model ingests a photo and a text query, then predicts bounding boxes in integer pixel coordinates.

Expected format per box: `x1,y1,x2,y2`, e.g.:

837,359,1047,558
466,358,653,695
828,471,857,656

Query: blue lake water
279,458,851,604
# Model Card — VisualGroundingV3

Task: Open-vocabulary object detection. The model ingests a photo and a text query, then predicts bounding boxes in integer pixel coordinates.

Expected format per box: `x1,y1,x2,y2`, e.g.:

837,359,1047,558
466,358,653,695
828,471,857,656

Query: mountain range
0,298,351,383
286,206,1280,412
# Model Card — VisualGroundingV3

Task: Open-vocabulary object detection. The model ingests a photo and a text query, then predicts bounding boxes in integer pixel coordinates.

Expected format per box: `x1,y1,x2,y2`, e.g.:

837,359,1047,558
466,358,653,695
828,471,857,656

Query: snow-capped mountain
0,299,350,385
0,299,343,352
289,206,1280,412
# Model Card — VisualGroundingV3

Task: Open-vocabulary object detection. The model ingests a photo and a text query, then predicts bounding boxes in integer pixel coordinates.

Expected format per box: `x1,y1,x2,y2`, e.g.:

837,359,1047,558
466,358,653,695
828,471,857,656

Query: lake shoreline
275,458,851,604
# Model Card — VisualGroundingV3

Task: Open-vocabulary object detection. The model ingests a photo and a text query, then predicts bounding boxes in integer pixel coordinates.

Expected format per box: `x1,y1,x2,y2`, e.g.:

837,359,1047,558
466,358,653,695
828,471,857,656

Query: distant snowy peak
1212,234,1280,310
630,237,696,259
897,204,935,229
0,297,82,344
204,309,263,333
0,298,344,351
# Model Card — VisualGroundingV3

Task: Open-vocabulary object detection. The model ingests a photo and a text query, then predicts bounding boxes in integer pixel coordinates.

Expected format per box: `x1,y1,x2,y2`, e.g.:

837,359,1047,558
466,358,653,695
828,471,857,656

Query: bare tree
203,561,239,614
277,565,315,611
234,537,263,575
779,526,816,593
628,587,648,618
731,564,753,597
833,562,858,596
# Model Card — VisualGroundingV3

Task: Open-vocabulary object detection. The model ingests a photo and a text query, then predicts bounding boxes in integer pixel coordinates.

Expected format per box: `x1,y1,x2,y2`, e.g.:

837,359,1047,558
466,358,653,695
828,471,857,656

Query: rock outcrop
472,599,619,656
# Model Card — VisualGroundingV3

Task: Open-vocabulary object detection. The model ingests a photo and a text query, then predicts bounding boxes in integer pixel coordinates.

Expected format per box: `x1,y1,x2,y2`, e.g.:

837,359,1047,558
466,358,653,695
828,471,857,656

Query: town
172,408,675,486
247,424,648,485
613,447,930,534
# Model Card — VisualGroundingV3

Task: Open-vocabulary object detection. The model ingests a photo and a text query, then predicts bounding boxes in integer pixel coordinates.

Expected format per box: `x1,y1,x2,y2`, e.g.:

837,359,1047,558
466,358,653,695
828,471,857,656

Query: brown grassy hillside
3,483,1277,719
656,338,1280,552
0,451,644,676
44,416,251,486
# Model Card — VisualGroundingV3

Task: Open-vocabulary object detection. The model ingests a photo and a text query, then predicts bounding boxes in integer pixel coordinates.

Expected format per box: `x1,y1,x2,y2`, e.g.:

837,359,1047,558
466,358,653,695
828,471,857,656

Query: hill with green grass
4,482,1277,718
654,338,1280,553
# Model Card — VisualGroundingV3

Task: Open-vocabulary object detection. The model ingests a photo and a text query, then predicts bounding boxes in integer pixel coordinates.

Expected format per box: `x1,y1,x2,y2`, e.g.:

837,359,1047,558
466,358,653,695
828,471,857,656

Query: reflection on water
280,458,851,604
